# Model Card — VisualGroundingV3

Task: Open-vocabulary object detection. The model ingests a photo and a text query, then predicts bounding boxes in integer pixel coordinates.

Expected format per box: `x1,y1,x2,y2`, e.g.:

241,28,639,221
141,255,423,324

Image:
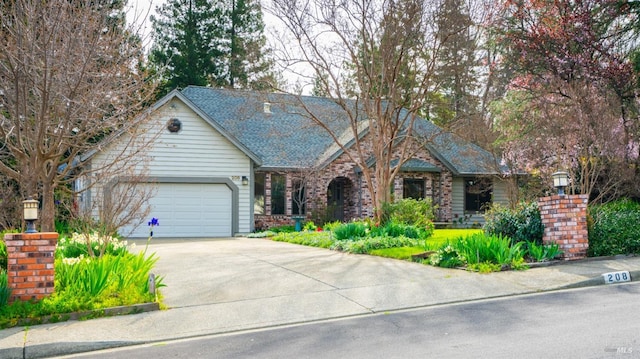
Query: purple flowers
148,218,159,238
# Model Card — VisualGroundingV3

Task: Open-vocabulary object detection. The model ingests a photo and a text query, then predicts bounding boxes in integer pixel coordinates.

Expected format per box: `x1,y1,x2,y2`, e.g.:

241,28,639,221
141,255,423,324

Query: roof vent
263,102,271,114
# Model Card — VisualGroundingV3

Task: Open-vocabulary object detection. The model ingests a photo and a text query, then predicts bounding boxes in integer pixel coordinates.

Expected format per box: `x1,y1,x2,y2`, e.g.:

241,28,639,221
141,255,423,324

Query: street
60,282,640,359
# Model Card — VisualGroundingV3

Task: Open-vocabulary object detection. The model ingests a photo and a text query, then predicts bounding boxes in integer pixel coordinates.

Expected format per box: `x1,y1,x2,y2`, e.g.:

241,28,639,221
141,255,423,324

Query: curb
7,302,160,328
560,270,640,289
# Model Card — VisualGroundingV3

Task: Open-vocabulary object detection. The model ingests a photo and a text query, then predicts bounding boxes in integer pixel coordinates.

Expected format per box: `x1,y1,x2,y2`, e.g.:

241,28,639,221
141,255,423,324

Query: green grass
428,228,483,245
370,229,483,259
271,231,334,248
0,236,163,329
369,246,426,260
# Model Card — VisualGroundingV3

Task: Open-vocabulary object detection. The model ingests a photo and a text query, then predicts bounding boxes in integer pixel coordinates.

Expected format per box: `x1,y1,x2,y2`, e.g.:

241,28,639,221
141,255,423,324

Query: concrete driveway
146,237,603,318
2,237,640,359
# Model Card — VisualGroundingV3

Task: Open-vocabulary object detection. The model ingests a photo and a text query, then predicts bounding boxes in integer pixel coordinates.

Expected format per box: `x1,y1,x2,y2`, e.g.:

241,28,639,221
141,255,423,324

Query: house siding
452,176,510,227
91,98,253,235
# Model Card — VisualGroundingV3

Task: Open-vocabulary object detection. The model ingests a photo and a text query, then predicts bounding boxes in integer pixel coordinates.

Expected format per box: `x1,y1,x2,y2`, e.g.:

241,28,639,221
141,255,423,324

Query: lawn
268,227,483,261
369,228,482,260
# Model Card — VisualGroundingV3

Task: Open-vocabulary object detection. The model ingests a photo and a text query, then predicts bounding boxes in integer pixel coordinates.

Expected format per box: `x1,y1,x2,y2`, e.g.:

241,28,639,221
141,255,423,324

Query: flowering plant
148,217,159,237
57,232,132,259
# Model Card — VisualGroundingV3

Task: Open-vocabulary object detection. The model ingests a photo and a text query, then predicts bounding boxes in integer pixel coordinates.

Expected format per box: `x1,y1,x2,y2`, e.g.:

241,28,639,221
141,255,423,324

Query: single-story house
86,86,510,238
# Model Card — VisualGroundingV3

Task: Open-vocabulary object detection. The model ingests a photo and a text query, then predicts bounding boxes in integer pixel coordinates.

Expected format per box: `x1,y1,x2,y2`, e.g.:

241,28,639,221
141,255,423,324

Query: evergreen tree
224,0,275,89
150,0,275,96
150,0,223,95
434,0,479,129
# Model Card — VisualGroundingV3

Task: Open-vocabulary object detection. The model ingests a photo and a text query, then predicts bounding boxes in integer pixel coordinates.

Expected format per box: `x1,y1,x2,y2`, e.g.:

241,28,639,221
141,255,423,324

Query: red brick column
537,195,589,260
4,232,58,302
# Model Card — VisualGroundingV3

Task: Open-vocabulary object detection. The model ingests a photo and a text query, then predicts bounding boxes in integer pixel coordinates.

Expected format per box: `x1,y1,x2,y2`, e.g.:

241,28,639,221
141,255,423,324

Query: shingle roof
180,86,502,175
392,158,442,173
182,86,349,168
413,119,501,175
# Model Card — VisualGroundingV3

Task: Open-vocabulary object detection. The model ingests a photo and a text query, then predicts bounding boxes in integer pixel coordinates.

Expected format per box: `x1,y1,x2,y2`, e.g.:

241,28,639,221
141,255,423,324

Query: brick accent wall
255,214,295,231
254,134,456,230
4,232,58,302
538,195,589,260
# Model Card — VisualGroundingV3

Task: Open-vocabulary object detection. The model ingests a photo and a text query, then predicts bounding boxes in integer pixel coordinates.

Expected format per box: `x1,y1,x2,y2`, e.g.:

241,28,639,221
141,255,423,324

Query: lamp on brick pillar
23,197,38,233
552,171,570,195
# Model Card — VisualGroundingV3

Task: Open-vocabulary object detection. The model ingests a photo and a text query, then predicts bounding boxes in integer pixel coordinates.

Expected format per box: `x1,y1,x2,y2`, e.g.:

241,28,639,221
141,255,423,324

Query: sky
125,0,280,46
125,0,158,45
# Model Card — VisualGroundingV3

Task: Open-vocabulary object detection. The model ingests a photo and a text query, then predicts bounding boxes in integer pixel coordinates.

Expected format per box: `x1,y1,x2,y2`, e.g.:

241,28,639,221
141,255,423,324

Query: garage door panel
121,183,232,238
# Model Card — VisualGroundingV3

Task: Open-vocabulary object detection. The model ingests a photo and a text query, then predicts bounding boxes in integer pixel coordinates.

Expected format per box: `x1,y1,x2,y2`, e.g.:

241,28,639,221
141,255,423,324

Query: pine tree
150,0,275,96
434,0,479,129
224,0,275,89
150,0,223,95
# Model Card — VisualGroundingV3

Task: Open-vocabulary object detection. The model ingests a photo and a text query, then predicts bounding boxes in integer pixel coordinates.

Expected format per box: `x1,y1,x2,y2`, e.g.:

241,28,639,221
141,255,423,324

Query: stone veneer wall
4,232,58,302
537,194,589,260
254,136,455,229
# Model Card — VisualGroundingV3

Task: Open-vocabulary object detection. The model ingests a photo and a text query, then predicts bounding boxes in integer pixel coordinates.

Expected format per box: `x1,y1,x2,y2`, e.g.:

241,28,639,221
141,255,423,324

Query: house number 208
602,271,631,284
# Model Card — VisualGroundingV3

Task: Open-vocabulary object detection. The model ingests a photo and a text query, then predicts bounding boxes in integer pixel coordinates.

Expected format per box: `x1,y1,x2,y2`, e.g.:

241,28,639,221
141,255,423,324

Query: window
254,173,265,215
403,179,425,199
464,177,492,212
271,174,285,215
291,179,306,215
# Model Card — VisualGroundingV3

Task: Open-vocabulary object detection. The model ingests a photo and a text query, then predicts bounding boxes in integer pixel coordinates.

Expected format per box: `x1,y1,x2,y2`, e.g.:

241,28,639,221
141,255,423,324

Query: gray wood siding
451,176,510,228
92,98,253,235
451,177,468,225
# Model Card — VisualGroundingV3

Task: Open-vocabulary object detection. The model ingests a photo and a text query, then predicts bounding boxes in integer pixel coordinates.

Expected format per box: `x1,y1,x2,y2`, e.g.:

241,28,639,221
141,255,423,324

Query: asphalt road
58,282,640,359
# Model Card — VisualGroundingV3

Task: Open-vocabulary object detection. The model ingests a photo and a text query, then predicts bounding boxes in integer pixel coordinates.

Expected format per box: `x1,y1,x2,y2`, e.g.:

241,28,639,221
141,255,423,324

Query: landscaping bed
0,232,163,329
262,226,562,273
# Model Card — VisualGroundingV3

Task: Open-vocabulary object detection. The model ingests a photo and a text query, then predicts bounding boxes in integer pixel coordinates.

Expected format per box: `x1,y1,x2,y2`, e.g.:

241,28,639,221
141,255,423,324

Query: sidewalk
1,237,639,359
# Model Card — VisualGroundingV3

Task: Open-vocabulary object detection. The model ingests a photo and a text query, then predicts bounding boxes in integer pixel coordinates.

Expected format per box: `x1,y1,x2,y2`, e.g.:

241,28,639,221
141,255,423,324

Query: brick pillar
4,232,58,302
537,194,589,260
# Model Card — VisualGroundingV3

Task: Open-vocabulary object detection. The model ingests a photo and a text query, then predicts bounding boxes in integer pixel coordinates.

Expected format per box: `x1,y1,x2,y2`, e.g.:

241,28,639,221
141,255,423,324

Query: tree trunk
40,182,56,232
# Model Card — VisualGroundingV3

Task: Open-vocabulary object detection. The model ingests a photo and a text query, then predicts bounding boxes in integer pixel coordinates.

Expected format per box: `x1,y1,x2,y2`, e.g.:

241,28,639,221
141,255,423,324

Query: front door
327,179,344,222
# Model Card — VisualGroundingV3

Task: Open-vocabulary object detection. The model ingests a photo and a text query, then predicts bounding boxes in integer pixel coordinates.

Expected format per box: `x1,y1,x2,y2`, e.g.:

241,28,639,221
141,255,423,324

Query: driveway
2,237,638,359
144,237,593,316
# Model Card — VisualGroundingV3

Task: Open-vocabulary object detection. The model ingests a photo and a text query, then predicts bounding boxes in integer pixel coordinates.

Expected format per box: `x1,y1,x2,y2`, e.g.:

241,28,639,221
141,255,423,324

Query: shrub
322,221,342,232
428,233,527,272
333,222,368,241
331,235,419,254
271,231,333,248
55,250,162,303
588,199,640,256
526,241,562,262
270,225,296,233
0,269,11,308
246,231,276,238
0,229,18,271
483,202,544,245
382,198,435,224
454,233,523,266
303,221,317,231
427,244,465,268
381,198,436,237
377,221,429,239
0,240,6,271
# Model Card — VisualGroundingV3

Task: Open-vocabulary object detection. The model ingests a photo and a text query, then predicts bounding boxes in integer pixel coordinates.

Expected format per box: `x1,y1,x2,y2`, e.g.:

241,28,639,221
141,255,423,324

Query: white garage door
123,183,232,238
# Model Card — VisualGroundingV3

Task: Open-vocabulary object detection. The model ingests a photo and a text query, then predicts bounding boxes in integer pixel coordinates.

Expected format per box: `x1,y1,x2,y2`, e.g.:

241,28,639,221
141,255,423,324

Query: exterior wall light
552,171,570,195
242,176,249,186
23,197,39,233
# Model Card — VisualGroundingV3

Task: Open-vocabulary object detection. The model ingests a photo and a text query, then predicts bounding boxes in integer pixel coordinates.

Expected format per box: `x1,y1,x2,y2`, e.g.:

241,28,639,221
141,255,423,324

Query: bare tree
71,166,157,257
290,165,324,218
0,0,157,231
268,0,447,221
